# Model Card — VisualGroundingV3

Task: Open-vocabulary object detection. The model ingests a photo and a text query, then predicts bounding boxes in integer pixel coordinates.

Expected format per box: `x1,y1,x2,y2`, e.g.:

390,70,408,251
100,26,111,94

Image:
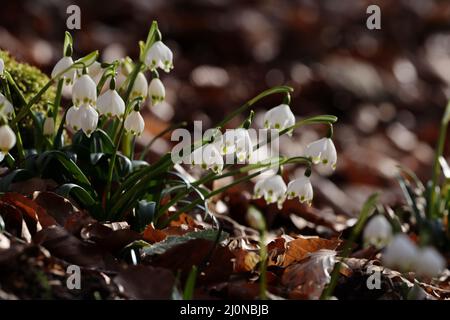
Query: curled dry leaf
281,249,336,300
232,249,259,273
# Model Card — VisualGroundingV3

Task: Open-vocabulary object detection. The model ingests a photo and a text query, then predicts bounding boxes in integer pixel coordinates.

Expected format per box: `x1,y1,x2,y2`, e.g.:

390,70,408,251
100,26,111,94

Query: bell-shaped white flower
144,41,173,73
382,234,417,271
215,128,253,162
189,144,224,174
304,137,337,170
51,56,76,84
124,110,145,136
263,104,296,132
253,175,287,209
43,117,55,136
0,93,14,119
97,89,125,118
130,72,148,100
72,74,97,106
286,176,313,205
412,247,445,278
148,78,165,106
77,104,98,137
0,58,4,76
66,106,81,131
0,124,16,153
88,61,103,83
363,215,393,248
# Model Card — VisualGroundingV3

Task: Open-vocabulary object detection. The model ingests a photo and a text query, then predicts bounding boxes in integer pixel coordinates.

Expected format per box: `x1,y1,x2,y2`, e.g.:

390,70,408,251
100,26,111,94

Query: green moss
0,49,55,118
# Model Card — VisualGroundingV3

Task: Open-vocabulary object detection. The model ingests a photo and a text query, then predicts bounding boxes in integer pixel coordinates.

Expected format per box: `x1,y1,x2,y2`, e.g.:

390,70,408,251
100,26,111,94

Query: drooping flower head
215,128,253,163
97,89,125,118
148,78,165,106
304,137,337,170
286,176,313,205
253,175,287,209
363,215,392,248
130,72,148,100
189,144,224,174
144,41,173,73
72,74,97,106
51,56,76,84
412,247,445,278
263,104,295,132
382,234,417,272
124,110,145,136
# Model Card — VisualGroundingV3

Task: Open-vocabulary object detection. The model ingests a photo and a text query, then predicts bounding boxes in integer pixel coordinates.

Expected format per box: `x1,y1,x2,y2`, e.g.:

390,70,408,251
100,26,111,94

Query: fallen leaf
232,249,259,273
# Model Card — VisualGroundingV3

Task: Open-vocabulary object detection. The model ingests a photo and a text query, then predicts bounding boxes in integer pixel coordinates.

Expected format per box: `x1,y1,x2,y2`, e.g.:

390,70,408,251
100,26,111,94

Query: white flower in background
253,175,287,209
88,61,103,84
145,41,173,73
124,110,145,136
0,58,4,75
304,137,337,169
363,215,393,248
97,89,125,118
66,106,81,131
130,72,148,100
286,176,313,205
51,56,76,84
382,234,417,271
215,128,253,162
412,247,445,278
0,93,14,119
148,78,165,106
43,117,55,136
189,144,223,174
263,104,296,132
77,104,98,137
72,74,97,106
0,124,16,162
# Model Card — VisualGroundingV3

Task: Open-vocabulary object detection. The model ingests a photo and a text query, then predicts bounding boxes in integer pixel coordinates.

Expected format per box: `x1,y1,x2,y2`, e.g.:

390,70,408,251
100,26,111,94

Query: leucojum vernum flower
0,21,339,268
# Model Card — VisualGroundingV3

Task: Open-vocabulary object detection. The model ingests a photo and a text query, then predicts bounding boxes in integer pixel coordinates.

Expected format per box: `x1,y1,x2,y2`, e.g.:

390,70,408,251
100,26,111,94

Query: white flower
214,128,253,162
43,117,55,136
124,110,145,136
97,89,125,118
148,78,165,106
144,41,173,73
363,215,392,248
51,56,76,83
0,93,14,119
304,138,337,169
286,176,313,205
263,104,296,132
130,72,148,100
382,234,417,271
189,144,223,174
66,106,81,131
72,74,97,106
412,247,445,278
88,61,103,84
0,58,4,75
77,104,98,137
253,175,287,209
0,124,16,154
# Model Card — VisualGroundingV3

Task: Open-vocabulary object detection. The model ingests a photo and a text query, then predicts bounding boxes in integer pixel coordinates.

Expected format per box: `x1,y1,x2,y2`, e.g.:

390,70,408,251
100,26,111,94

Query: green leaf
135,200,156,231
142,229,228,257
56,183,97,207
91,129,115,154
183,266,197,300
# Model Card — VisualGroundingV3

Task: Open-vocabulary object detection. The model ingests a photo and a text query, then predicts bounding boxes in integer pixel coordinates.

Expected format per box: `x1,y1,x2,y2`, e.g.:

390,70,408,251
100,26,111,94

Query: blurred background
1,0,450,219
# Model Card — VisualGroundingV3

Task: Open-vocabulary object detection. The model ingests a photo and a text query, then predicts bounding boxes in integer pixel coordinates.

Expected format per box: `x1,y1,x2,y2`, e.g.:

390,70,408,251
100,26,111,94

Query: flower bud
130,72,148,100
412,247,445,278
382,234,417,272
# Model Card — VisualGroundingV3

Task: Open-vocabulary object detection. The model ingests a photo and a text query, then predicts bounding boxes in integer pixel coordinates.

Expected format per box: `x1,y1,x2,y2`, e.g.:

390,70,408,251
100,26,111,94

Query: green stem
429,101,450,218
259,229,268,300
52,79,64,135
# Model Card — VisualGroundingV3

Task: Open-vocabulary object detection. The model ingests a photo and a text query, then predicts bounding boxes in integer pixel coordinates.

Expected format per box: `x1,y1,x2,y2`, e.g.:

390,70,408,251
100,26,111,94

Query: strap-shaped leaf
56,183,97,207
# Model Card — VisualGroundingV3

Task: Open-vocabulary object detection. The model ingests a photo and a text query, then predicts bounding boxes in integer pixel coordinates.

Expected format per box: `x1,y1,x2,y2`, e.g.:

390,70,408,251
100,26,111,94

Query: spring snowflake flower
189,144,224,174
253,175,287,209
263,104,296,132
412,247,445,278
304,137,337,170
77,104,98,137
88,61,103,84
0,93,14,119
130,72,148,100
363,215,392,248
97,89,125,118
0,58,4,75
43,117,55,136
51,56,76,84
214,128,253,162
124,110,145,136
286,176,313,205
0,124,16,160
144,41,173,73
382,234,417,272
66,106,80,131
148,78,165,106
72,74,97,106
